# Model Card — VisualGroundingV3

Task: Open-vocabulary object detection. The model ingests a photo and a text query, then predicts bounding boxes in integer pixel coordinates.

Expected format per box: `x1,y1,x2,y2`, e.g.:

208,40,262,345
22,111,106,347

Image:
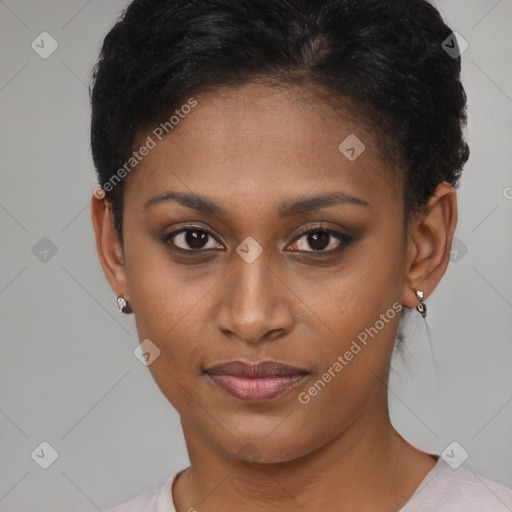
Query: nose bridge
230,244,276,320
216,244,293,343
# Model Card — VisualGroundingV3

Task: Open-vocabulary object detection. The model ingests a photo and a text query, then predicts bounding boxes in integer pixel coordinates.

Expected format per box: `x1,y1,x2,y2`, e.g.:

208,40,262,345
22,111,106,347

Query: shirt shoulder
400,457,512,512
105,474,178,512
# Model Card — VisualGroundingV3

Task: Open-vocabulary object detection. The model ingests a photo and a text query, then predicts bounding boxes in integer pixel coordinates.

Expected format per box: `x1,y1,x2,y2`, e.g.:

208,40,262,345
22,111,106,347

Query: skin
91,81,457,511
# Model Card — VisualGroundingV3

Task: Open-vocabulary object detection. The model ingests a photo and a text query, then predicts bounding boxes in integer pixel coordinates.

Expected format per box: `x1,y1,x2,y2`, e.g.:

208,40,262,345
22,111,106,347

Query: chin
209,421,318,465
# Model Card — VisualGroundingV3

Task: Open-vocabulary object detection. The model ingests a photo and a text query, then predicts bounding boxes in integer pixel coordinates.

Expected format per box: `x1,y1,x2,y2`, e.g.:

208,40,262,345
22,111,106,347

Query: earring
415,290,427,318
93,186,106,199
117,295,129,313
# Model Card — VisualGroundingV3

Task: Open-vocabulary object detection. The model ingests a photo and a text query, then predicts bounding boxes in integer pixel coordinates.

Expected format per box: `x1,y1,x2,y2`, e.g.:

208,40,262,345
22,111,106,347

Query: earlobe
402,182,458,308
91,191,129,302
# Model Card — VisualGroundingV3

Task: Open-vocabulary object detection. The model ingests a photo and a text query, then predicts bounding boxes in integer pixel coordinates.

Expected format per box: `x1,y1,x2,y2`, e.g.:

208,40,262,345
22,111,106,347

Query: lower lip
206,374,307,402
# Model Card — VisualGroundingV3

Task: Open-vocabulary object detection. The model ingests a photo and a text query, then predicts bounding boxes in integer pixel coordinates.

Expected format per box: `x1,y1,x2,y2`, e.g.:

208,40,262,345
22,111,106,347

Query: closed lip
204,359,309,378
204,360,310,401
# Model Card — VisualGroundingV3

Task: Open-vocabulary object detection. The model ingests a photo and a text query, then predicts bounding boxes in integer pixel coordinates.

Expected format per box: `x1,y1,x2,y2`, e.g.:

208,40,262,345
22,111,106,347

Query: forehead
124,81,402,218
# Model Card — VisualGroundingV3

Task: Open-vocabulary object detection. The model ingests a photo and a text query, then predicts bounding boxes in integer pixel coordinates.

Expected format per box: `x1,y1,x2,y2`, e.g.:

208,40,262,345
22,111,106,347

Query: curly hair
90,0,469,246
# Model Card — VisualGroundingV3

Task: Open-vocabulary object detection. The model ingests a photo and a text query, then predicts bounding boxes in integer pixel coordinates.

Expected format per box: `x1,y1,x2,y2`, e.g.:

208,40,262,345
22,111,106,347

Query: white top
106,457,512,512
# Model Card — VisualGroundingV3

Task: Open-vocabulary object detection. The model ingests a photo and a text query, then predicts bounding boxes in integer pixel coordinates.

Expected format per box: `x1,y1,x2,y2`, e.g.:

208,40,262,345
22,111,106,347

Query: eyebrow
143,190,370,217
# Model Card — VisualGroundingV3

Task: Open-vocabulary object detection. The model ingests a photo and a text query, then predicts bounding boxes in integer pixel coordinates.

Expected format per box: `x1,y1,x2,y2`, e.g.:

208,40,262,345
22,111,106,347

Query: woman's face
118,82,413,463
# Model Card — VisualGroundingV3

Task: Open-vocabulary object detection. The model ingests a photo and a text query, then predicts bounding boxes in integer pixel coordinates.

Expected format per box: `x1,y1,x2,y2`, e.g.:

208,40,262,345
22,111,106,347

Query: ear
91,193,130,310
402,182,458,308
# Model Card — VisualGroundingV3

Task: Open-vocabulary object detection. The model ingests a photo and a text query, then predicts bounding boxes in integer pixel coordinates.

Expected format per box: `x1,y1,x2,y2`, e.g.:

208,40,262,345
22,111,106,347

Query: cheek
301,285,401,402
130,276,206,367
292,239,404,402
295,243,403,346
124,231,202,338
134,296,211,417
124,248,211,389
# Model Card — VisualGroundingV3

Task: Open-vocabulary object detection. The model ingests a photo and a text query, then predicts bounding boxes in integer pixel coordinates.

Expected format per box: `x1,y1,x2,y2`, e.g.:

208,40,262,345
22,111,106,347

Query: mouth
204,360,309,402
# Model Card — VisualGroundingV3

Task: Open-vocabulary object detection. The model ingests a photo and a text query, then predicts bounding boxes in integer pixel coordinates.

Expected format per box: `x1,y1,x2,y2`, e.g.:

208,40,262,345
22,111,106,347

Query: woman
90,0,512,510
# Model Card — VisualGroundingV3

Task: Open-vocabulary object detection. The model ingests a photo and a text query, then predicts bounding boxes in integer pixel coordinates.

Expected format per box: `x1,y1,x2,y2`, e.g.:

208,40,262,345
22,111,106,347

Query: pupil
186,229,208,249
308,230,329,250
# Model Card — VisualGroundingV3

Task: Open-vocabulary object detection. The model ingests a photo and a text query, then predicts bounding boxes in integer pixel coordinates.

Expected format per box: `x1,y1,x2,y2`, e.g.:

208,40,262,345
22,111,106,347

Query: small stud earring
93,186,106,199
415,290,427,318
117,295,129,313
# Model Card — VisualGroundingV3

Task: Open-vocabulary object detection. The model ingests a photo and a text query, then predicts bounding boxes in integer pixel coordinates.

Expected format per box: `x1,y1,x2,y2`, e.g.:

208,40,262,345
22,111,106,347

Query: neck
173,385,436,512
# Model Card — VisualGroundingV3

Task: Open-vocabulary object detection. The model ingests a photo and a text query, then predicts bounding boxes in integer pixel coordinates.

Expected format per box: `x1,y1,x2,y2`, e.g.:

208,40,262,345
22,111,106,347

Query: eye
162,225,353,255
163,226,223,252
288,226,352,253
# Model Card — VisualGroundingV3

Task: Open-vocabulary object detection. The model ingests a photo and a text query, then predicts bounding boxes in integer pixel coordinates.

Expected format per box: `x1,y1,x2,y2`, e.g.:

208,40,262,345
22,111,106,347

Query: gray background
0,0,511,510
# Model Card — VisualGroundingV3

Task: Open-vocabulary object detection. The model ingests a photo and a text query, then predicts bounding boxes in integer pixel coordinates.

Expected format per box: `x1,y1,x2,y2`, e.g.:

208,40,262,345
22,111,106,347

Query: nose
215,251,295,345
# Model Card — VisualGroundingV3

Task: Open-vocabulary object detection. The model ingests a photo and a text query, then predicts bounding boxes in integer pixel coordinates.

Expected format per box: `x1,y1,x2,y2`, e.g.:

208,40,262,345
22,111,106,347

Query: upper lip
204,360,309,378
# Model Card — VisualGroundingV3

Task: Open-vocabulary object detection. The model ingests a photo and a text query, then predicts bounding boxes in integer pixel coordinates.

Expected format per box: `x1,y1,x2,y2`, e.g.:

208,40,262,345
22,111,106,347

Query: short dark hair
90,0,469,246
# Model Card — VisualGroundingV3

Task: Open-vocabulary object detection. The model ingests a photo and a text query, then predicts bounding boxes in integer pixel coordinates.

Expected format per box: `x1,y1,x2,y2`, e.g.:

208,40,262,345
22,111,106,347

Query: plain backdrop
0,0,511,510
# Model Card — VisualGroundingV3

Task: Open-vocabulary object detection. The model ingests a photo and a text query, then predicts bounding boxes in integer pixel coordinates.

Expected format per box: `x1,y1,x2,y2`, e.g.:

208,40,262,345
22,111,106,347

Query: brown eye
289,227,353,253
165,227,223,251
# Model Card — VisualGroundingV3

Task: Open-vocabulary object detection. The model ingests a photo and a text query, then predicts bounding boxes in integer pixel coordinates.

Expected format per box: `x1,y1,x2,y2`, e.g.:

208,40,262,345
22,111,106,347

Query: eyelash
161,224,354,256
